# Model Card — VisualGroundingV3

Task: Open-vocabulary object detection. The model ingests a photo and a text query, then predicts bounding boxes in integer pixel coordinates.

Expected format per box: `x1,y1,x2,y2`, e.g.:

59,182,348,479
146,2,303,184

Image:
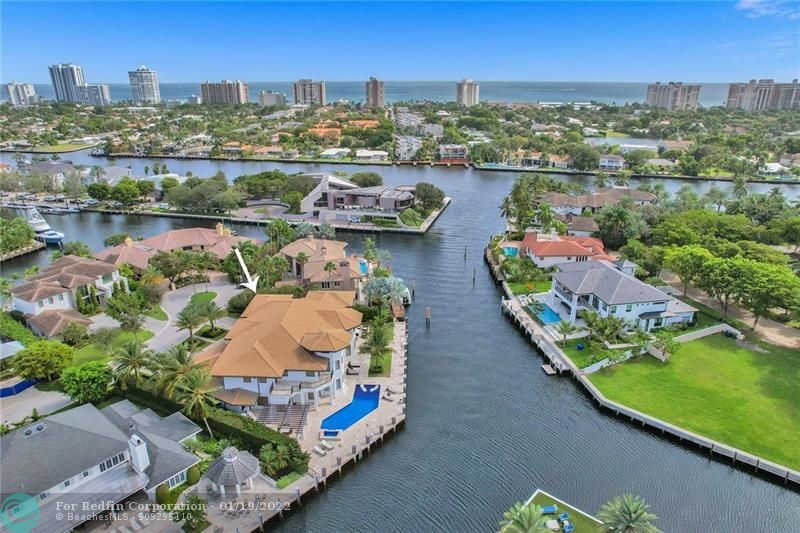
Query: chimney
215,222,224,236
128,434,150,474
124,237,134,247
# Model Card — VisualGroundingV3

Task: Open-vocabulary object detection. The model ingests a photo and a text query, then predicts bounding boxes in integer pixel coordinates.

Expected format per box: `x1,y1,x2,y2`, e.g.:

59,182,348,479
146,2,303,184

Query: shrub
61,361,112,404
155,484,169,505
0,312,37,345
8,310,27,324
61,322,89,347
186,465,200,485
13,340,74,381
226,290,254,314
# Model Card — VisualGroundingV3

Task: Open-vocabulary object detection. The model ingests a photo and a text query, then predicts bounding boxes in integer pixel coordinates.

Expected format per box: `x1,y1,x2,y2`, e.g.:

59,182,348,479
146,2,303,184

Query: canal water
2,153,799,531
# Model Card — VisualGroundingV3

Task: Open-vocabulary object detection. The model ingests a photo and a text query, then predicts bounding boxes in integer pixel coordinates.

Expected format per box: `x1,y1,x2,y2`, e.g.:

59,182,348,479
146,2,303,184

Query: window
102,274,112,283
167,470,187,489
307,392,315,401
257,377,267,383
305,371,316,377
610,306,617,314
333,281,341,288
336,379,342,390
626,304,633,312
100,463,107,473
243,377,252,383
321,282,331,289
48,297,54,304
112,455,119,465
335,360,341,371
58,294,64,302
38,301,44,308
39,494,47,501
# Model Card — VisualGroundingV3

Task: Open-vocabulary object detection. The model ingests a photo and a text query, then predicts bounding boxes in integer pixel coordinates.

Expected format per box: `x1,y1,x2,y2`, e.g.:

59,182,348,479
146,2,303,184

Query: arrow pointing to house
234,248,259,293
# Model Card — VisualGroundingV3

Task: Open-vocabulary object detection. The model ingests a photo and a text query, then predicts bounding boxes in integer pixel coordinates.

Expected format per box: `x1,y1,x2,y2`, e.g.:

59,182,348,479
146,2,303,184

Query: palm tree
112,341,153,390
193,251,218,292
554,320,579,345
593,172,609,189
703,185,727,212
535,202,556,231
295,251,309,277
499,195,516,221
731,175,749,199
498,502,549,533
175,306,204,347
615,170,632,187
177,368,220,437
259,444,291,477
323,261,337,288
580,309,601,343
597,494,660,533
363,322,391,372
155,344,202,398
198,301,226,332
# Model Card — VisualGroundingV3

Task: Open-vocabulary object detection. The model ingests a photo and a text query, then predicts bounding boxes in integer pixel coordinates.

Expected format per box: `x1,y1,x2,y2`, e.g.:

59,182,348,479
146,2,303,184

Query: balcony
271,372,333,397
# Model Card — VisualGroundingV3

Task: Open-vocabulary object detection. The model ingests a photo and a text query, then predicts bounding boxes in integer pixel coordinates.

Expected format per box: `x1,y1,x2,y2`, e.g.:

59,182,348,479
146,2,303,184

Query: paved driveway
0,386,72,425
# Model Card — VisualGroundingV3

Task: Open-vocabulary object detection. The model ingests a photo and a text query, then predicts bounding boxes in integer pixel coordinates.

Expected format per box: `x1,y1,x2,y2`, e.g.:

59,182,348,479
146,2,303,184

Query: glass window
100,463,107,473
257,377,267,383
335,360,341,370
333,281,341,288
243,377,252,383
610,306,617,314
626,304,633,312
48,297,54,304
38,301,44,308
305,371,316,377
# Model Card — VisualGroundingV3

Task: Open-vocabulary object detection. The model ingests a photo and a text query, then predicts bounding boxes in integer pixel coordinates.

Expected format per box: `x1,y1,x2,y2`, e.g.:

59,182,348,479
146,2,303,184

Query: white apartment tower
726,79,800,111
456,79,480,107
75,84,112,106
5,82,37,106
293,79,326,105
645,82,701,110
258,90,287,107
365,77,385,107
129,65,161,104
48,63,85,103
200,80,249,104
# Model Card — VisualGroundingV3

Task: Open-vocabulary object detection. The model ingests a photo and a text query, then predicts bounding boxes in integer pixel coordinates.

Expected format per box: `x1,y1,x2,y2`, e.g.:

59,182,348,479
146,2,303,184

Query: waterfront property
0,400,200,533
514,228,612,268
550,260,696,331
95,223,260,271
278,235,368,294
523,489,603,532
10,255,125,337
538,186,657,216
196,291,362,413
299,173,416,223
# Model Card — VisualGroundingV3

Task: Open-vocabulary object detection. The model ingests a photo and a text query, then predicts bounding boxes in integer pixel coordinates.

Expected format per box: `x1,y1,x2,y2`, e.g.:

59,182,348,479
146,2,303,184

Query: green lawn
508,280,551,295
561,339,600,369
399,208,426,227
276,471,303,489
529,490,602,532
604,131,630,138
589,334,800,470
189,291,217,306
72,329,154,366
144,305,168,321
368,349,392,377
31,143,94,153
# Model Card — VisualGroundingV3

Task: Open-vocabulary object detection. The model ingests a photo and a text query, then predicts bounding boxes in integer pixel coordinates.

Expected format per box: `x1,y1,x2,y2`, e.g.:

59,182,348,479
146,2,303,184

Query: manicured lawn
197,325,228,340
72,329,154,365
144,305,168,321
190,291,217,306
561,339,600,369
276,471,303,489
604,131,630,138
589,334,800,470
31,143,93,153
529,490,602,532
372,218,401,228
368,349,392,377
399,208,426,227
507,280,551,295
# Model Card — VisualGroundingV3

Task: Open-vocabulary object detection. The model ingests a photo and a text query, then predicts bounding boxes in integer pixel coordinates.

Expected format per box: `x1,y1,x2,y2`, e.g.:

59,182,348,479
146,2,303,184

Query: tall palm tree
498,502,549,533
323,261,338,288
499,195,516,221
295,251,309,277
615,170,631,187
176,306,204,347
259,444,291,477
593,172,609,189
731,175,749,199
580,309,602,343
554,320,579,345
112,341,153,390
177,368,220,438
703,185,727,212
155,344,202,398
597,494,660,533
199,301,226,332
535,202,556,231
363,321,391,372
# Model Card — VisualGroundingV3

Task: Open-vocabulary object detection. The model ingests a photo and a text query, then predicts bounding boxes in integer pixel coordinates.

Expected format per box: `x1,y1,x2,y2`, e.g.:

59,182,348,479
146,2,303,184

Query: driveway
0,385,72,425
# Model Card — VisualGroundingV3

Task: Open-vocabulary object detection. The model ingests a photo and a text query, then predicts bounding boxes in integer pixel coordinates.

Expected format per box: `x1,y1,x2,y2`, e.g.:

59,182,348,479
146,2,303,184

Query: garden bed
368,349,392,377
197,326,228,340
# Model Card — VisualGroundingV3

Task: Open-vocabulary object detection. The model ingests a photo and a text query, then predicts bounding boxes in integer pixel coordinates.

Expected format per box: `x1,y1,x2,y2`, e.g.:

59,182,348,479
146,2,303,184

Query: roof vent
24,429,33,437
35,424,45,432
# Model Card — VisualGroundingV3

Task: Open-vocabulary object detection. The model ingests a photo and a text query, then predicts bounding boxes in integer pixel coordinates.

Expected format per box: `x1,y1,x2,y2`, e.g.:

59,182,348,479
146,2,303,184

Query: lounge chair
348,361,361,369
558,512,569,522
541,504,558,514
313,445,327,456
563,523,574,533
346,368,359,375
320,440,335,451
382,393,394,402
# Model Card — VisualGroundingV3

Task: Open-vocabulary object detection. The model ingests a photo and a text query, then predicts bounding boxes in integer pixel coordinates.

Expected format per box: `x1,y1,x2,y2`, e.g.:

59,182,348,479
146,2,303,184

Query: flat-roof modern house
95,223,261,271
196,291,362,412
299,173,416,223
598,154,626,171
538,187,657,216
550,260,696,331
278,236,368,294
0,401,200,533
439,144,468,163
10,255,125,337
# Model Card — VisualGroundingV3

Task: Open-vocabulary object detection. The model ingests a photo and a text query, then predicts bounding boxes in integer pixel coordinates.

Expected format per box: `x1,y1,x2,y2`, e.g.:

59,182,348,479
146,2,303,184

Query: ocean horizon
24,80,732,106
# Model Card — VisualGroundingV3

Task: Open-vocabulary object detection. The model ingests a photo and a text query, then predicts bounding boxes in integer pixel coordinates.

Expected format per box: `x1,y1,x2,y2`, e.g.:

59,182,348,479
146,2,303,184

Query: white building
354,148,389,161
439,144,468,161
319,147,351,158
599,154,626,171
5,82,37,106
293,79,326,105
128,65,161,104
646,82,701,110
48,63,85,103
75,83,112,106
395,135,422,160
258,90,287,107
456,79,480,107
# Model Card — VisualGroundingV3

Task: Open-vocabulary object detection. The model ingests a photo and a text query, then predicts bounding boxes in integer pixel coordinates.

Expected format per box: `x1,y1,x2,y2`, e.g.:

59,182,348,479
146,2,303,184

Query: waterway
1,154,799,532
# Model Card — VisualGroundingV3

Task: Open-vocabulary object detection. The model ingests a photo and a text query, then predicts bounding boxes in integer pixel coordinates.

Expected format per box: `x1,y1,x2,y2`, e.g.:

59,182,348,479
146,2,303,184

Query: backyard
507,279,551,295
73,329,155,365
589,334,800,470
30,143,95,153
529,490,602,532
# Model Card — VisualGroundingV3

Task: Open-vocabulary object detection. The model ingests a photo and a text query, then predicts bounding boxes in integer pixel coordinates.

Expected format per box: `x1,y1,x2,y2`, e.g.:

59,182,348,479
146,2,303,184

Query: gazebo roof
205,447,260,486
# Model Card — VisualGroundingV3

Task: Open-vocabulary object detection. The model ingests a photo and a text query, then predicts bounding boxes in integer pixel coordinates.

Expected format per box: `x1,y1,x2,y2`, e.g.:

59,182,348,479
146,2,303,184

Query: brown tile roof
197,291,362,378
302,258,362,284
211,384,260,406
538,187,656,210
567,216,599,233
27,309,92,337
521,232,611,261
11,280,71,302
279,236,347,263
29,255,118,288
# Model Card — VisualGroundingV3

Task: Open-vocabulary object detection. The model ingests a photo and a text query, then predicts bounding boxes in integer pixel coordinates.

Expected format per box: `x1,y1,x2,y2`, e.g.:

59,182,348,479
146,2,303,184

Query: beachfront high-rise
48,63,85,103
75,84,112,106
645,82,700,110
200,80,249,104
456,79,480,107
258,90,287,107
726,79,800,111
128,65,161,104
293,79,326,105
365,77,385,107
5,82,37,106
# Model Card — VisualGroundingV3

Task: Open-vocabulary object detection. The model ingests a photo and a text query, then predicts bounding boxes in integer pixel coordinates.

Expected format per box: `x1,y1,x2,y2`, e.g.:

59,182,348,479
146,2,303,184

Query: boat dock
0,241,45,262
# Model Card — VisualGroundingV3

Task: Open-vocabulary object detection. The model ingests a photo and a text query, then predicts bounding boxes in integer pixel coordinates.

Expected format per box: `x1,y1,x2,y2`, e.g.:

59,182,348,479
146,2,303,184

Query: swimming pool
528,302,561,325
503,247,518,257
321,384,381,431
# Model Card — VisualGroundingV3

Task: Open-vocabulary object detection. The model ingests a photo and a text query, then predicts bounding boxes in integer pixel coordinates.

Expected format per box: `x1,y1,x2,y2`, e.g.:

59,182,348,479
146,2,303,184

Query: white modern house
197,291,362,412
550,260,696,331
0,401,200,533
598,154,625,171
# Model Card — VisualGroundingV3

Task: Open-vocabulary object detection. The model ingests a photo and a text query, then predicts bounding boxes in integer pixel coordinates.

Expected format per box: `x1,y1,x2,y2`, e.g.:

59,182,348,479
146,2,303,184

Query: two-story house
196,291,362,412
10,255,126,337
278,236,369,294
518,229,612,268
0,401,200,533
598,154,626,171
550,260,696,331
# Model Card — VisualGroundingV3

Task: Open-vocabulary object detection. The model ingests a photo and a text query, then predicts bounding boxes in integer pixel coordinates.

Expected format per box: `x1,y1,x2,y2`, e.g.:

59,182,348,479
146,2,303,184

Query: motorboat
36,230,66,245
1,203,51,232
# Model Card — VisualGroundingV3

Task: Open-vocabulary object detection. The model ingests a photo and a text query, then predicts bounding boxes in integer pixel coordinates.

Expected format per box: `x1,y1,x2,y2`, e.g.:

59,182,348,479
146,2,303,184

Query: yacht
1,203,52,232
36,230,66,245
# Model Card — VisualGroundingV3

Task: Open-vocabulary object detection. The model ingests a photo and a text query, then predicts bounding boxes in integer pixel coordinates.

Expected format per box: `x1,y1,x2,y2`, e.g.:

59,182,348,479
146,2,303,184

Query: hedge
119,385,309,474
0,312,37,346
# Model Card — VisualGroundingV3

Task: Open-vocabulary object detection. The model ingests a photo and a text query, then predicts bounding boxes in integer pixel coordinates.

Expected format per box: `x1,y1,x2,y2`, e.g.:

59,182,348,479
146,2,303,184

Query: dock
0,240,45,262
541,364,556,375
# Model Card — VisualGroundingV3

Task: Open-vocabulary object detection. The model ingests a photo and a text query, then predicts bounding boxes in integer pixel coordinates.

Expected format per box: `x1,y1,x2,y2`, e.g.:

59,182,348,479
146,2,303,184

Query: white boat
36,230,65,245
1,203,51,232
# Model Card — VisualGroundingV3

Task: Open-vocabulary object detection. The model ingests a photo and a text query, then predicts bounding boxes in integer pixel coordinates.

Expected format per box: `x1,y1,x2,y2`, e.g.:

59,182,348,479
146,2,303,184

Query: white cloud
735,0,800,19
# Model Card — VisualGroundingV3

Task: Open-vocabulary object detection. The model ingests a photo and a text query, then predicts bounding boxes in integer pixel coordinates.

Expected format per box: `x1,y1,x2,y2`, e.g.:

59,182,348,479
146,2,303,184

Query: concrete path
146,275,239,353
0,386,72,425
663,271,800,349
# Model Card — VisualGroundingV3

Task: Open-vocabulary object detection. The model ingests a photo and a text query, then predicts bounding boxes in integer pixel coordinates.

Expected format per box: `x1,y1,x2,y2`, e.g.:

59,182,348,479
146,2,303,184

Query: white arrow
234,248,259,293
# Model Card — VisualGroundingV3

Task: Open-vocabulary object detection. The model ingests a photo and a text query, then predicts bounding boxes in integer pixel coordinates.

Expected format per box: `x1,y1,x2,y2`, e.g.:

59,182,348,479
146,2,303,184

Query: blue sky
2,1,798,83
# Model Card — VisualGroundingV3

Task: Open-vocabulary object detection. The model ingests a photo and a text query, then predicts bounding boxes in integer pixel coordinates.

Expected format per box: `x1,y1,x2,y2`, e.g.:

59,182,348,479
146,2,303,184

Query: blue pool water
359,260,368,275
529,302,561,325
321,384,381,430
503,247,518,257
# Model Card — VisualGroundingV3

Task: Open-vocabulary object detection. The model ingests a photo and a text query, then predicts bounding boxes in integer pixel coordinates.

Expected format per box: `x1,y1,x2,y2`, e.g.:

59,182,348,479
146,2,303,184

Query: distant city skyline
2,1,797,84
